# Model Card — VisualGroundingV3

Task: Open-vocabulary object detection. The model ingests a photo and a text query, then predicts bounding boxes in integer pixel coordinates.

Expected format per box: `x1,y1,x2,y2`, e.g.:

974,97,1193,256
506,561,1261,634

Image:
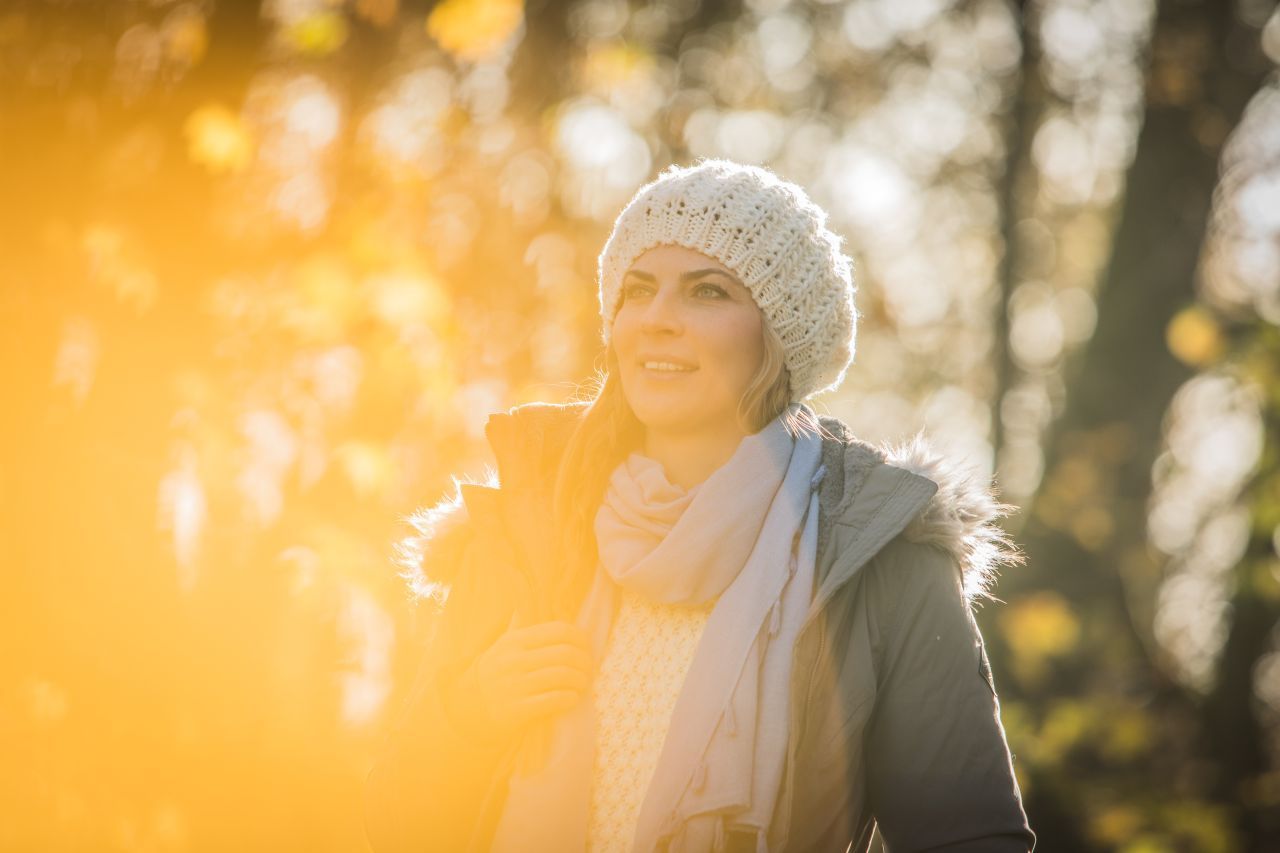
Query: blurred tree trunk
507,0,574,115
991,0,1035,462
983,0,1274,848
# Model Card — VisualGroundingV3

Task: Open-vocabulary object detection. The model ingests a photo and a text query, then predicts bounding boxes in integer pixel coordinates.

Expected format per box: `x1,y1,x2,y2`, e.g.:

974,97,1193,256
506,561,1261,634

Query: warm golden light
5,0,1279,850
426,0,524,62
185,103,255,173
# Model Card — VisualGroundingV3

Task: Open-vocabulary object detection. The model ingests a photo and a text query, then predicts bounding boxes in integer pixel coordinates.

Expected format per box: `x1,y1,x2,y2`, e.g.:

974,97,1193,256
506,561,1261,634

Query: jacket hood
393,404,1022,608
393,464,500,606
878,430,1023,604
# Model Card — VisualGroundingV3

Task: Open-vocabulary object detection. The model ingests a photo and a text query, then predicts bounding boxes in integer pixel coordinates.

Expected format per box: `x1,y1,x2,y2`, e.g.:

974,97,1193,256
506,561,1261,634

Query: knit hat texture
597,158,858,402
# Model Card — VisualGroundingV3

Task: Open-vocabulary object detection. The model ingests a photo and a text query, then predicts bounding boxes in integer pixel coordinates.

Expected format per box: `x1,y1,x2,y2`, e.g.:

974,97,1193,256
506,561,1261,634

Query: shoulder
814,416,1024,606
880,431,1024,605
485,399,590,443
392,466,497,604
393,400,588,601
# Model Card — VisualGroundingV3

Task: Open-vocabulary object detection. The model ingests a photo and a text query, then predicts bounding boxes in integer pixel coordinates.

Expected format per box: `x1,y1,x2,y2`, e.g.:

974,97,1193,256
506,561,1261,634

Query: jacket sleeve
362,627,512,852
362,504,520,853
863,538,1036,853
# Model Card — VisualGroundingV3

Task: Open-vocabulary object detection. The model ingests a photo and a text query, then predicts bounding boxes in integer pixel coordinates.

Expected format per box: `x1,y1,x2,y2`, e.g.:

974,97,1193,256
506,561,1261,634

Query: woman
364,159,1036,852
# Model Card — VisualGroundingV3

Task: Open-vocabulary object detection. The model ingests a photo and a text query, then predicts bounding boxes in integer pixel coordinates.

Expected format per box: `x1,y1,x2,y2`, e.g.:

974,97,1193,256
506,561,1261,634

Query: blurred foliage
1,0,1279,850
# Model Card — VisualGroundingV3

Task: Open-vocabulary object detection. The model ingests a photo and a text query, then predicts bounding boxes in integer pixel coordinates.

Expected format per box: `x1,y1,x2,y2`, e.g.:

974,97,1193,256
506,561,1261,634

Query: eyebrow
623,268,742,286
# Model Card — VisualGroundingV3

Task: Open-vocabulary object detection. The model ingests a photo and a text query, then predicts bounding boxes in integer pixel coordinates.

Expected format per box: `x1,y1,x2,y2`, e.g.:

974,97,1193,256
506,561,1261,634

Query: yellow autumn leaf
1119,836,1172,853
1091,805,1143,845
427,0,523,62
999,591,1080,682
1167,305,1225,366
184,104,253,173
281,255,360,344
1162,799,1237,853
580,42,652,90
286,10,350,56
335,441,393,499
1037,700,1091,761
1101,705,1153,761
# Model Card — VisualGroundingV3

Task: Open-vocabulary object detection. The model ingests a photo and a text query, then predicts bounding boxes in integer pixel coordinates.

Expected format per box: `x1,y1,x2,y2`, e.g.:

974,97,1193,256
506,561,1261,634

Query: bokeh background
2,0,1279,850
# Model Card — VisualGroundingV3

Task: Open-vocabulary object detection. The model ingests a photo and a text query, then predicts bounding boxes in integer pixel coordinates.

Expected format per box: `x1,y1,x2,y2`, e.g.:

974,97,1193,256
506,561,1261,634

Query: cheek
702,311,764,376
611,309,636,348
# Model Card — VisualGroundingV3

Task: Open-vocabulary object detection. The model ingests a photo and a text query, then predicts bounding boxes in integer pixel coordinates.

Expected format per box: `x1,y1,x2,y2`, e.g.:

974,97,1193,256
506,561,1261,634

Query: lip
639,365,698,380
636,353,698,369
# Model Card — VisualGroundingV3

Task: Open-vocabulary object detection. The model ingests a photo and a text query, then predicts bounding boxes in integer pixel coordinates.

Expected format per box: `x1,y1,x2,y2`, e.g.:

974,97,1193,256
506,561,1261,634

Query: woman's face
611,244,765,437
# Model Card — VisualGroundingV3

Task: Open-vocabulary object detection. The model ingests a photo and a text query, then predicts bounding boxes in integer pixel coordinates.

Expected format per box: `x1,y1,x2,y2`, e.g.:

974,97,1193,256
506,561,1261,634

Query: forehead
624,245,740,279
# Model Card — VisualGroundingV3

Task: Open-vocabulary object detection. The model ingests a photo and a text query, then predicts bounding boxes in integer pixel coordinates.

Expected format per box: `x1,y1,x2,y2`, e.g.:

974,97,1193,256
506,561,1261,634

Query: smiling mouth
640,364,698,377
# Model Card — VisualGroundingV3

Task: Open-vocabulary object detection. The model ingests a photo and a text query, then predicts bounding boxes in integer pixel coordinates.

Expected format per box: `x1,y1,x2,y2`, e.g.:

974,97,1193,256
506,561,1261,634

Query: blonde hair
544,320,834,621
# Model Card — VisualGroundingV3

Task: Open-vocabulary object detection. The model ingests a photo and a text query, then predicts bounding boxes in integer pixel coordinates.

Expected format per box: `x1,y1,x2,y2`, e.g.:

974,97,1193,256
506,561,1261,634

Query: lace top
586,584,716,851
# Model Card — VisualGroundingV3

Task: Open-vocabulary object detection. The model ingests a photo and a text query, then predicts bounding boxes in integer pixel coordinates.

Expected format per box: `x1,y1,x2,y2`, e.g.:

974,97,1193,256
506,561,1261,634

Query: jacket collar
395,402,1021,608
809,414,1023,605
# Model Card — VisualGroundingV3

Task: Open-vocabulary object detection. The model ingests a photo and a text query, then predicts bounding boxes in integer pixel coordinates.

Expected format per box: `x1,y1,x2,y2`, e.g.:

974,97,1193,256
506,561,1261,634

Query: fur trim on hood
393,420,1022,609
392,467,499,608
879,430,1023,606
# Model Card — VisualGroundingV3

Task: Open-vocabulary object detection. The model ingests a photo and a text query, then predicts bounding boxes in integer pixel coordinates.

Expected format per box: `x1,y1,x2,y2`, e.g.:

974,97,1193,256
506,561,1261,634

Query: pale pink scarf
492,402,826,852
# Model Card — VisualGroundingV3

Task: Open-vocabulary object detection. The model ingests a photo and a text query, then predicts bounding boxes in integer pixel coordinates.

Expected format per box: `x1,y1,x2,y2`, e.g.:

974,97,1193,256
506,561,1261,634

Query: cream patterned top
587,584,717,852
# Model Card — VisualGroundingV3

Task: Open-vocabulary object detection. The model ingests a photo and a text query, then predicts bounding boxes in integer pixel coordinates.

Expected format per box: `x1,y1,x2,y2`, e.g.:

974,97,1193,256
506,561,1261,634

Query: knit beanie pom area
596,157,858,402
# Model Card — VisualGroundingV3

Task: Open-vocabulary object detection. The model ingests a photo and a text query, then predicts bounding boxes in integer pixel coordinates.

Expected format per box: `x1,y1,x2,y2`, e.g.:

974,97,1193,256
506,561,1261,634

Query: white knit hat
597,158,858,402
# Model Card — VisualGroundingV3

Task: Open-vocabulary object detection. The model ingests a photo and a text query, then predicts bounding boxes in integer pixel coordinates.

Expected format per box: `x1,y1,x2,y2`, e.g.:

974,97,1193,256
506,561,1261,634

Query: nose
638,286,684,335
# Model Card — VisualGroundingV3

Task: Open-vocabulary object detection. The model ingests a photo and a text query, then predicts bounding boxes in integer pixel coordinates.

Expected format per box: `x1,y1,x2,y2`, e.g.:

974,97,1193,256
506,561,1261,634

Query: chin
632,406,689,432
621,370,733,430
627,395,722,433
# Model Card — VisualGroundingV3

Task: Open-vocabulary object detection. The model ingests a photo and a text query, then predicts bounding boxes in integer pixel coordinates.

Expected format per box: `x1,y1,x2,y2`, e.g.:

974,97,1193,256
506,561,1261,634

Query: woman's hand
441,620,595,742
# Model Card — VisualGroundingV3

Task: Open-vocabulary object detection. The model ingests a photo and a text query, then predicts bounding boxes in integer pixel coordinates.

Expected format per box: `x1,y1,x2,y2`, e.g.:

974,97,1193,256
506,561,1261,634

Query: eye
695,282,729,299
622,282,651,299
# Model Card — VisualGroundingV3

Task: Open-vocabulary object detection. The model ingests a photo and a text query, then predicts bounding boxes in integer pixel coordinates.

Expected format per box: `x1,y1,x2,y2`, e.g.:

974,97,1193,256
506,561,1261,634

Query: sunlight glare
52,316,99,408
337,584,394,728
237,410,298,527
157,445,207,591
555,100,652,219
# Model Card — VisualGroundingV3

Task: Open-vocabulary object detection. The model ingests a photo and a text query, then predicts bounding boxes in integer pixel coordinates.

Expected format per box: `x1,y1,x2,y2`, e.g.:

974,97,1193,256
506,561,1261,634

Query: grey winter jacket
363,401,1036,853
